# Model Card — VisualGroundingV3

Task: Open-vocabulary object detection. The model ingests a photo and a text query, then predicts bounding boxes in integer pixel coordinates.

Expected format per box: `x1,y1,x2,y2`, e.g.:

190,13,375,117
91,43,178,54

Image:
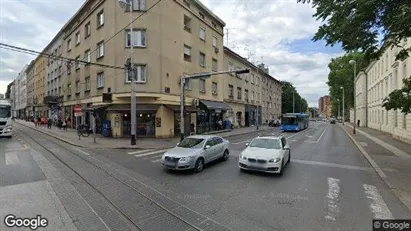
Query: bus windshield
282,117,297,125
0,105,11,118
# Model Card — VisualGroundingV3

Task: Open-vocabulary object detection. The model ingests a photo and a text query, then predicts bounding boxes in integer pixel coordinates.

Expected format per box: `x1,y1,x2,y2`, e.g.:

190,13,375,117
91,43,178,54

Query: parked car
330,118,336,124
239,136,290,175
268,119,280,127
161,135,230,173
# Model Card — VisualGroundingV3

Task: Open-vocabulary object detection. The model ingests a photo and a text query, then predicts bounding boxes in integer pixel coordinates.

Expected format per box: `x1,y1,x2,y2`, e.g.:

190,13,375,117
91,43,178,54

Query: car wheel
222,149,229,161
194,158,204,173
278,159,284,175
287,150,291,164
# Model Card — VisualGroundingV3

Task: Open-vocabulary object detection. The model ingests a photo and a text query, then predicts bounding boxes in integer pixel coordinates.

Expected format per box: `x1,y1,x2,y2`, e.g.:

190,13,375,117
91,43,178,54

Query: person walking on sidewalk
357,120,360,128
47,118,52,129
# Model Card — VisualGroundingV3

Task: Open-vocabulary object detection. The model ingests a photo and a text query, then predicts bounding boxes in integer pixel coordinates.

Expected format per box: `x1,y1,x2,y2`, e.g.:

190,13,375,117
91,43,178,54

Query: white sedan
239,136,290,174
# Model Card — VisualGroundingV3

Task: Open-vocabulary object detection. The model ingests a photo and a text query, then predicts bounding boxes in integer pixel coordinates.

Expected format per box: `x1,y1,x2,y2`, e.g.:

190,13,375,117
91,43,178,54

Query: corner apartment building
26,60,36,118
318,95,332,118
15,65,28,119
354,38,410,143
43,31,64,119
34,55,47,118
222,47,281,128
60,0,226,138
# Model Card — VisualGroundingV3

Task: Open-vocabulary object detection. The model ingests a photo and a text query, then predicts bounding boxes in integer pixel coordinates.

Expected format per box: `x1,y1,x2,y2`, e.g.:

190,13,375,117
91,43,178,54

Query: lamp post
118,0,136,145
337,99,340,118
340,86,345,125
180,69,250,141
349,59,357,134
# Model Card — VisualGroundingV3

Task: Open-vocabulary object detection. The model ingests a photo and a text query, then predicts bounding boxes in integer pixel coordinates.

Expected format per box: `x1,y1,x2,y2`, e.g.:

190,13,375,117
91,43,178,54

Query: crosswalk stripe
5,152,19,165
325,177,340,221
151,159,162,163
143,154,163,160
134,149,169,158
128,149,154,155
363,184,393,219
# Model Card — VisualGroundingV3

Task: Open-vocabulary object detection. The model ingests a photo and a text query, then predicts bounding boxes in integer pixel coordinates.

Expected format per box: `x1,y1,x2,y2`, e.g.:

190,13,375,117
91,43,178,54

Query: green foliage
281,81,308,114
5,82,12,99
327,53,369,119
297,0,411,62
382,78,411,114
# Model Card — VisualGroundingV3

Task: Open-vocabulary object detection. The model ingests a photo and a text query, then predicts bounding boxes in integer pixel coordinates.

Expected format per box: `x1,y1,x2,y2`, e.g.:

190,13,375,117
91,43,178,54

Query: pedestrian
190,122,195,135
357,120,360,127
47,118,52,129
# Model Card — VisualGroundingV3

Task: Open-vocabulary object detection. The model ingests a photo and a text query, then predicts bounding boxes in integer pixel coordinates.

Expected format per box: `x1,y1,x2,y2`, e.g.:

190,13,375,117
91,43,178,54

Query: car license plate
248,164,264,170
164,162,177,168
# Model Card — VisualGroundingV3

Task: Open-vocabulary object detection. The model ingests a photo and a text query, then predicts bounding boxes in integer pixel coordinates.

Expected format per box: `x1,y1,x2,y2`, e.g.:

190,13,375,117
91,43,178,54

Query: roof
188,135,219,139
192,0,226,26
254,136,281,140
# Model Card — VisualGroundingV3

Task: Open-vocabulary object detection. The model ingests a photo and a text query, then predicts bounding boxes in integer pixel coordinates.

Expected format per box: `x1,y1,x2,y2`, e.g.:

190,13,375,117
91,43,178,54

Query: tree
327,52,369,119
382,78,411,114
5,82,12,99
298,0,411,61
281,81,308,114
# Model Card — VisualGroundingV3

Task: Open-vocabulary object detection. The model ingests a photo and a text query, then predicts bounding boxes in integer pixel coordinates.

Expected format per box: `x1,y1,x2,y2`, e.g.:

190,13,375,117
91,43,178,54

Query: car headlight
269,158,281,163
5,127,12,132
179,157,191,162
239,155,247,160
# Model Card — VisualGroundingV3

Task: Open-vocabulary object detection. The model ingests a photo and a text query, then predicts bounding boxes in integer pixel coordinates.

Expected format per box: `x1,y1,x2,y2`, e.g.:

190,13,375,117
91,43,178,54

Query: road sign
75,112,83,117
74,105,82,113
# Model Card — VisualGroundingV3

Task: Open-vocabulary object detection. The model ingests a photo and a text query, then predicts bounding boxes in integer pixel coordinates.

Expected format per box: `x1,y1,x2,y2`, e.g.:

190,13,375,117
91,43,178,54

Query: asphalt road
6,122,411,231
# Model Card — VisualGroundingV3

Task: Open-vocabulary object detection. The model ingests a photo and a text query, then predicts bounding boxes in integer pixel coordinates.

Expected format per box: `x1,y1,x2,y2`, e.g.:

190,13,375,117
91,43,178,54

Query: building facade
15,65,28,119
354,39,411,143
318,97,323,115
26,60,36,118
58,0,228,138
0,94,4,99
34,56,47,118
260,64,282,122
318,95,332,118
9,81,16,118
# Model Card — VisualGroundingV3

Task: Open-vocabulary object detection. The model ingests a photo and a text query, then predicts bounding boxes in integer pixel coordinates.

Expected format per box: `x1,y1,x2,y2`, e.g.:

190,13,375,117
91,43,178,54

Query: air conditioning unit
214,47,219,53
192,98,199,107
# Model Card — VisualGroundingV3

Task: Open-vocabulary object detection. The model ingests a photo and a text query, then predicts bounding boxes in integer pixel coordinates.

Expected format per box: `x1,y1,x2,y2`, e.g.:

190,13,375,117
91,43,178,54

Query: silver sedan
161,135,230,173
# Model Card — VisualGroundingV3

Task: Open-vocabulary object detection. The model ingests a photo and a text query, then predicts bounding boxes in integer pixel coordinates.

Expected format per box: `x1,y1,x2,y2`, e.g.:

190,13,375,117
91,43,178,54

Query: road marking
128,149,154,155
363,184,393,219
292,159,371,171
5,152,19,165
325,177,340,221
143,154,163,160
304,141,317,143
134,149,169,158
359,142,368,147
315,124,329,143
232,139,252,145
151,159,162,163
73,147,90,156
289,139,299,142
5,147,29,152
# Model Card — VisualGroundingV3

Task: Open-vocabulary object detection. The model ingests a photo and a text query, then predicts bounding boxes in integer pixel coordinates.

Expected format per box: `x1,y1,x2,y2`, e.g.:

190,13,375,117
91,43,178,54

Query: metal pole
256,64,259,130
92,113,96,143
129,1,136,145
342,87,345,125
353,63,357,134
180,77,185,141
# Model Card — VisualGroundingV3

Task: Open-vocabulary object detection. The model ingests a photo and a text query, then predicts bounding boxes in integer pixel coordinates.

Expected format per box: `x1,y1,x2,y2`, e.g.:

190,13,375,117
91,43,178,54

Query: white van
0,100,12,137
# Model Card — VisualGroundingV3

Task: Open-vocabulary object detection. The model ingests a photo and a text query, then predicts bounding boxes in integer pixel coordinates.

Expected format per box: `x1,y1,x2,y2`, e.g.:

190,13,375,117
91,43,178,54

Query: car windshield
177,138,205,149
0,105,11,118
249,138,282,149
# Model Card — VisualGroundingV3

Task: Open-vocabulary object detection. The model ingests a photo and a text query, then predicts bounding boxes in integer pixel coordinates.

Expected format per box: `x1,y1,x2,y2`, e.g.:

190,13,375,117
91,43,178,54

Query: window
128,0,146,11
212,82,217,94
245,89,249,101
386,54,388,71
97,10,104,27
97,72,104,88
126,64,147,83
251,74,254,83
184,78,192,90
212,22,217,28
76,32,80,45
252,91,255,101
199,79,205,92
212,59,218,71
125,29,146,47
75,56,80,70
403,114,407,129
184,45,191,61
183,15,191,32
257,93,260,102
67,63,71,75
199,27,206,40
97,41,104,58
404,64,407,79
85,22,91,38
85,49,91,64
237,87,242,99
199,12,204,19
67,39,72,51
228,85,234,97
85,76,91,91
76,81,80,93
199,52,205,67
228,62,234,75
212,36,217,47
67,84,72,95
256,76,259,85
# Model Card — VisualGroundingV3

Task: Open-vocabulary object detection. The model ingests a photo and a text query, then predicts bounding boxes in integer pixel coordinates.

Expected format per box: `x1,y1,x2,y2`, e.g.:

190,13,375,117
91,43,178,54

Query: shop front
244,104,262,127
196,100,231,134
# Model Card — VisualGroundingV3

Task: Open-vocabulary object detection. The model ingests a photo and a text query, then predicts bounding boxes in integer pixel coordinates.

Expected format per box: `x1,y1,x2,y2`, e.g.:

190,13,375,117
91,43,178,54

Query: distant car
330,119,336,124
161,135,230,173
268,120,280,127
239,136,290,175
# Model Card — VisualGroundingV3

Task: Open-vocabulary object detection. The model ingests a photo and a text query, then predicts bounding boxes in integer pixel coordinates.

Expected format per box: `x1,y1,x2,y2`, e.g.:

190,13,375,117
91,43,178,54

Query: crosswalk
127,148,170,163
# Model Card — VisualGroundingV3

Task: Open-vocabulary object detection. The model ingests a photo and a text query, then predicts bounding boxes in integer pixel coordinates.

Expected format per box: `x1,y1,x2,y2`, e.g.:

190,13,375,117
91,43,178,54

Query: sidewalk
340,123,411,212
14,120,274,150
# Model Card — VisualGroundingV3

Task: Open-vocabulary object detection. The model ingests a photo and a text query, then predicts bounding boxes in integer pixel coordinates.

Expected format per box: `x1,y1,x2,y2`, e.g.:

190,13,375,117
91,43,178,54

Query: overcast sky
0,0,343,106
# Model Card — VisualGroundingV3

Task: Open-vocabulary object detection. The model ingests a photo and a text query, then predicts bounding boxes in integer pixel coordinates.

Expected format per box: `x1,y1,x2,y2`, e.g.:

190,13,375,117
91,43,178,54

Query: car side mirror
245,143,249,146
205,145,211,149
284,145,290,150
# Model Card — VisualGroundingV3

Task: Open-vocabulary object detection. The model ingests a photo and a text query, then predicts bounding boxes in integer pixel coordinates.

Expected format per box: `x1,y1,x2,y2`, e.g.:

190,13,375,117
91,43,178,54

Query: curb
340,124,411,212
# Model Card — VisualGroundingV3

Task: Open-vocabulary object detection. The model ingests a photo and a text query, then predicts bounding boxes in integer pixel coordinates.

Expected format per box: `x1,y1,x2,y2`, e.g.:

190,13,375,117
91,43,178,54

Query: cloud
202,0,343,106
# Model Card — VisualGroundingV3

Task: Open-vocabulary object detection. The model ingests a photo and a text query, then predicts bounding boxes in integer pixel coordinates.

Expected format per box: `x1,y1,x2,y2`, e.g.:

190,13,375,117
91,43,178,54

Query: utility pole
349,59,357,134
341,86,345,125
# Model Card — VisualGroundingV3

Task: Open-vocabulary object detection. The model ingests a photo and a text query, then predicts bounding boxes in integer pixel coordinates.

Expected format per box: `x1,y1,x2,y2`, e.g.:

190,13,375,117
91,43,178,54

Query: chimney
258,63,269,74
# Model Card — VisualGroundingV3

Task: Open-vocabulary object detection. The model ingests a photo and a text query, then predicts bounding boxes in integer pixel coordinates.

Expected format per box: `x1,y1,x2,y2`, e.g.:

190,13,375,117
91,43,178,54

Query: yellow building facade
34,55,47,117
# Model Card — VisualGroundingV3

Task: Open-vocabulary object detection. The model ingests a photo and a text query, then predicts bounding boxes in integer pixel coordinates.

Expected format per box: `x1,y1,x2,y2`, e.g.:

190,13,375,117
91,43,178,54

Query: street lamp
349,59,357,134
340,86,345,125
180,69,250,141
337,99,340,118
118,0,136,145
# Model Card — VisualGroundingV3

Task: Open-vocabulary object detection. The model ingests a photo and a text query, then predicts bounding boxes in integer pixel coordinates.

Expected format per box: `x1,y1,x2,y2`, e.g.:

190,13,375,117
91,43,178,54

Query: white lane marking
5,147,29,152
5,152,19,165
151,159,163,163
325,177,340,221
232,139,252,145
363,184,394,219
292,159,371,171
134,149,169,158
143,154,163,160
289,139,299,142
128,149,154,155
73,147,90,156
315,124,329,143
359,142,368,147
